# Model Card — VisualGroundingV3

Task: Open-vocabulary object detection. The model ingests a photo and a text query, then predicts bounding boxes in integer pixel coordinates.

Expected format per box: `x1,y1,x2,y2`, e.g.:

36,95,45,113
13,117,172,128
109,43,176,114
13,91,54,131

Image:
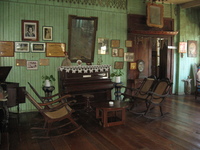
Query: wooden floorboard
1,95,200,150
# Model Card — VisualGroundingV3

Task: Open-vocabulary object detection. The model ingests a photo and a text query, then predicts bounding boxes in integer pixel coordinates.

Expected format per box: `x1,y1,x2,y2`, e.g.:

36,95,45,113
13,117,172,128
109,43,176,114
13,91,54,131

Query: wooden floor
1,95,200,150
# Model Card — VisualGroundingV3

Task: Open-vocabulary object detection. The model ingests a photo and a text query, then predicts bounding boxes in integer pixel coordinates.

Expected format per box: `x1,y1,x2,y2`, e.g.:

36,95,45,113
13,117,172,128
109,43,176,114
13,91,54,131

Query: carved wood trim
129,30,179,36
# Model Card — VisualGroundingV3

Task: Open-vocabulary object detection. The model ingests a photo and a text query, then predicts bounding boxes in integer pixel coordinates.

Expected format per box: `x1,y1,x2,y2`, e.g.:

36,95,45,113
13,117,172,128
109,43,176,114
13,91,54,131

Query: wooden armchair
24,90,81,139
195,80,200,99
121,76,157,105
131,78,173,119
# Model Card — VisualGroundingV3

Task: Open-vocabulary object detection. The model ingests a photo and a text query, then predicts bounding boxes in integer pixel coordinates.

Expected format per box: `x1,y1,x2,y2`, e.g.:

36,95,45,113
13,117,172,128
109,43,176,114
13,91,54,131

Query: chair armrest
147,91,169,98
41,93,61,100
40,94,72,106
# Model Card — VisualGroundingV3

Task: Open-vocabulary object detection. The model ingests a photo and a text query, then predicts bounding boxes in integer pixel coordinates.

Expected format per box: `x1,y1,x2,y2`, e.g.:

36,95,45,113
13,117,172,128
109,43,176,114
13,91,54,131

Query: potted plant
42,75,56,87
110,69,124,83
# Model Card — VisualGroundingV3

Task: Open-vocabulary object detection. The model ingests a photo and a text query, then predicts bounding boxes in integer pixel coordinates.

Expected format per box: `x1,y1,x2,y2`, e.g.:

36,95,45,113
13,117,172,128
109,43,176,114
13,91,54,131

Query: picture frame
46,42,65,57
15,42,30,52
22,20,39,41
124,52,134,62
179,42,187,53
118,48,124,57
187,40,197,57
98,38,109,54
146,3,164,28
112,48,118,57
30,42,46,53
0,41,14,57
43,26,53,41
68,15,98,62
130,62,137,70
125,40,133,47
27,60,38,70
111,40,120,48
114,61,124,69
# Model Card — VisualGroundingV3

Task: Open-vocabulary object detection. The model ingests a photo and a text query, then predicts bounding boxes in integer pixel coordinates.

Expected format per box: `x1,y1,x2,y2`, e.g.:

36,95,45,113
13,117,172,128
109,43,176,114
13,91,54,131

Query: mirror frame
146,3,164,28
68,15,98,63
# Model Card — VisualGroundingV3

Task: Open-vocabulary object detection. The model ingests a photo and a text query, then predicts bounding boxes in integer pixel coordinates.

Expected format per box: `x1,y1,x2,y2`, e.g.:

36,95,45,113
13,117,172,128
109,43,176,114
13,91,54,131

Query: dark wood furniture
23,90,81,139
195,80,200,99
93,100,128,127
58,65,114,103
0,66,25,110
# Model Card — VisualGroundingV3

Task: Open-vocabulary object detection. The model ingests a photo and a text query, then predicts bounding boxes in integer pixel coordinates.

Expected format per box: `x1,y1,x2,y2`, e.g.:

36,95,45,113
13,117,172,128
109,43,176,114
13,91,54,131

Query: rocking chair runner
131,78,173,119
24,90,81,139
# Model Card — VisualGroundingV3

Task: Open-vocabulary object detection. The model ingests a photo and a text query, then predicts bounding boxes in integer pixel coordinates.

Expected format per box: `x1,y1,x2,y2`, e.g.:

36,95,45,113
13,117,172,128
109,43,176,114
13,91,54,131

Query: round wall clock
137,60,145,72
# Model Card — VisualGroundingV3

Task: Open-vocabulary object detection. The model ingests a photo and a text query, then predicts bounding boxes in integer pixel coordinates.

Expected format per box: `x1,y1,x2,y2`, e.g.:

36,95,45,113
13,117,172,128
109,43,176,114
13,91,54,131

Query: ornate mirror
68,15,98,63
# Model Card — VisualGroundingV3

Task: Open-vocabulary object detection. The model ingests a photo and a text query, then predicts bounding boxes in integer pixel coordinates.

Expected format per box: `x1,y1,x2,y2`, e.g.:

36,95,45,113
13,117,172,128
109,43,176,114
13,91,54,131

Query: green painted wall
0,0,199,112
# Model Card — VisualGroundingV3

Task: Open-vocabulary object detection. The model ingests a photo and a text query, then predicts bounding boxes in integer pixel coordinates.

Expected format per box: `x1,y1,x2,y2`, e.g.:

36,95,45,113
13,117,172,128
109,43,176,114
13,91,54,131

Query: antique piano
0,66,25,108
58,65,114,102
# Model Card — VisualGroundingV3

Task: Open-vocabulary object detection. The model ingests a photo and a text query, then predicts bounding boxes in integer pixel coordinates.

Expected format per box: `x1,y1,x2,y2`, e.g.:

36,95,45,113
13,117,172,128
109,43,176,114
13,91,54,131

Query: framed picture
111,40,120,48
68,15,98,62
179,42,187,53
46,43,65,57
98,38,109,54
125,40,133,47
15,42,30,52
114,61,124,69
118,48,124,57
27,61,38,70
187,40,197,57
146,3,164,28
30,42,45,53
0,41,14,57
130,62,137,70
43,26,53,41
124,52,134,62
112,48,118,57
22,20,39,41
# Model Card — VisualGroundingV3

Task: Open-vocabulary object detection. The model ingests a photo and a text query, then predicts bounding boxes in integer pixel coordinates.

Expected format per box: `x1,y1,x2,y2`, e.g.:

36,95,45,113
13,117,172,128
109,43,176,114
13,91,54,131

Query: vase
115,76,121,83
45,80,51,87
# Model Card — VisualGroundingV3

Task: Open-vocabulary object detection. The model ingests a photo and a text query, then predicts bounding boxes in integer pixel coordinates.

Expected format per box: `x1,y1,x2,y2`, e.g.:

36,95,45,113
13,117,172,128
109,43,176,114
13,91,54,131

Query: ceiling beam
180,0,200,9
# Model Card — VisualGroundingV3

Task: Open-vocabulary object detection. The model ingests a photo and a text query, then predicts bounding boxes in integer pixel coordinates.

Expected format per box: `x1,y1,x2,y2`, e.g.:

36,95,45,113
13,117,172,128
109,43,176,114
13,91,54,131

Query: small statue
61,52,71,66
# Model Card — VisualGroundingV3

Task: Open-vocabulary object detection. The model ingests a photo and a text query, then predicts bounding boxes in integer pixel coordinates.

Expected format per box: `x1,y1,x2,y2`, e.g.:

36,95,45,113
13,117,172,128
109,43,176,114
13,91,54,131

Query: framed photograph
43,26,53,41
30,42,45,53
124,52,134,62
146,3,164,28
118,48,124,57
22,20,39,41
0,41,14,57
15,42,30,52
46,43,65,57
27,61,38,70
114,61,124,69
125,40,133,47
130,62,137,70
112,48,118,57
187,40,197,57
111,40,120,48
179,42,187,53
98,38,109,54
68,15,98,62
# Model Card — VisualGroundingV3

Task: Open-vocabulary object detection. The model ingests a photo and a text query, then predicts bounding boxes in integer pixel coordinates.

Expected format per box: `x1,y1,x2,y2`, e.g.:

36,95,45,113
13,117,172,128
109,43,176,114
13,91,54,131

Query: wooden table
93,100,129,127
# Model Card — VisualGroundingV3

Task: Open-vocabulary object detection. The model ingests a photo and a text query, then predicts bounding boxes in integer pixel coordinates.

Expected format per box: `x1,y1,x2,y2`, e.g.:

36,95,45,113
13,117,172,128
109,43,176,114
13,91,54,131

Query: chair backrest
151,78,173,101
24,90,43,110
28,82,44,103
136,77,157,99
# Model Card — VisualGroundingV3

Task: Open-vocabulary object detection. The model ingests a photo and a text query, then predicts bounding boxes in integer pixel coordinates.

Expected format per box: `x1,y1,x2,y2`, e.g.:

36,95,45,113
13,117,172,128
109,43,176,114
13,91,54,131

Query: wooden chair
28,82,62,103
121,76,157,107
195,80,200,99
23,90,81,139
131,78,173,119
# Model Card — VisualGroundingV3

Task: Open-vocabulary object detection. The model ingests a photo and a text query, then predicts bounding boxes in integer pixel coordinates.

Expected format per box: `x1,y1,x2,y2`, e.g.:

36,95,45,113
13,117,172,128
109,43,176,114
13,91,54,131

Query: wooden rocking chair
24,90,81,139
121,76,157,110
131,78,173,119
